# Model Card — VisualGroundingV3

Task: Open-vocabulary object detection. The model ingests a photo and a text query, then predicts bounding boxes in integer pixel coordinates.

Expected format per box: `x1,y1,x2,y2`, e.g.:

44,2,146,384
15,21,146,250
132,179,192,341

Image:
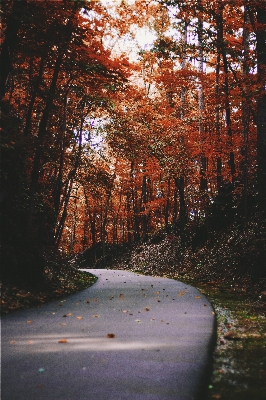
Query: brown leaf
27,320,33,324
145,307,150,311
76,316,83,320
119,293,125,300
106,333,116,338
58,338,68,343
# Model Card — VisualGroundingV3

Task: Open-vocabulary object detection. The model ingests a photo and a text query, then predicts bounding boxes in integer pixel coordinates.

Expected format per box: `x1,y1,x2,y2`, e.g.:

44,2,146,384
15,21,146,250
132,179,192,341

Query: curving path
1,269,216,400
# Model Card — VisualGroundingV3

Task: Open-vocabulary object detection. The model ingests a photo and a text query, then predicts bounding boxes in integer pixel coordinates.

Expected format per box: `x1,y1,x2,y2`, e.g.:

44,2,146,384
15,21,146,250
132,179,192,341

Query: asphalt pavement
1,269,216,400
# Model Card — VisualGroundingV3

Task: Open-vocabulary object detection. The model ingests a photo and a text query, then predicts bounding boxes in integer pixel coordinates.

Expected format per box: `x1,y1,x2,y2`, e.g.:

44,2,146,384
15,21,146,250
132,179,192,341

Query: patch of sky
82,117,108,151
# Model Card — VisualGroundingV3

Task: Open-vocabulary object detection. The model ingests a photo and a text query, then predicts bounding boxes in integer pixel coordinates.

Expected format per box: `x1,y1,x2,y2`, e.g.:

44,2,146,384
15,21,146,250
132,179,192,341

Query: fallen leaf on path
195,296,201,299
145,307,150,311
86,299,90,303
10,340,16,344
27,320,33,324
76,316,83,320
119,294,125,300
93,314,99,318
58,338,68,343
60,323,66,326
135,319,141,323
106,333,116,338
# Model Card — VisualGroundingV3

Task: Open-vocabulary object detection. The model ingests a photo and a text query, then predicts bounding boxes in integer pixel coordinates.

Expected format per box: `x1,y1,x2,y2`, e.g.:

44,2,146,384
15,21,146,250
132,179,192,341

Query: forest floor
1,266,98,315
1,221,266,399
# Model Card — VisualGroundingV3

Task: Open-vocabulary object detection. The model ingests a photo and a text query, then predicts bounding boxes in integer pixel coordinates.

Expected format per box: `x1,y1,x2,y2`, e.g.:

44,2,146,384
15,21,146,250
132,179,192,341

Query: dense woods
1,0,265,285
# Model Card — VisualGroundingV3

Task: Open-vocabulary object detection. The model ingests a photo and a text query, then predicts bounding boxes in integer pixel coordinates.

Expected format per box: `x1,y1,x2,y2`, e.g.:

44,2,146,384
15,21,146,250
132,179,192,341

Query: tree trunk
24,56,45,136
54,115,84,248
198,0,208,191
0,0,27,102
175,177,186,223
216,3,236,181
141,173,148,242
241,3,250,223
256,5,266,220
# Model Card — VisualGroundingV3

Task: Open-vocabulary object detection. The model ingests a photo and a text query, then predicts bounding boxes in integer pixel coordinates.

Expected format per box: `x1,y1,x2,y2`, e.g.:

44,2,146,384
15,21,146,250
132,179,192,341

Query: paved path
1,269,216,400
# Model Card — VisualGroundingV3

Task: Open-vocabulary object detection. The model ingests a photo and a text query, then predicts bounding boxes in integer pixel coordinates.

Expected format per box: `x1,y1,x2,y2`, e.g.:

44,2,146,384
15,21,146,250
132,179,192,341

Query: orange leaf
58,338,68,343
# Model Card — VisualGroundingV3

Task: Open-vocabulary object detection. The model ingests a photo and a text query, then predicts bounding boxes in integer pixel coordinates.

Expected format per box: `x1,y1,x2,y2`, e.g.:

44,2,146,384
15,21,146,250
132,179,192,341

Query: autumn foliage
0,0,265,283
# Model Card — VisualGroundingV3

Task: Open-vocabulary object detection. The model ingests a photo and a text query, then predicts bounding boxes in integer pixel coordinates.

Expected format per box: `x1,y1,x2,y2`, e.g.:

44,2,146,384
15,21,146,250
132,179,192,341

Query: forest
1,2,266,397
1,0,265,287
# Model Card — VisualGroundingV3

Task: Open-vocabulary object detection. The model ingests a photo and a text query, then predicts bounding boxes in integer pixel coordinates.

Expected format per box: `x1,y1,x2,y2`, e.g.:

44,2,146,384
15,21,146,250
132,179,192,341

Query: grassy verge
191,283,266,400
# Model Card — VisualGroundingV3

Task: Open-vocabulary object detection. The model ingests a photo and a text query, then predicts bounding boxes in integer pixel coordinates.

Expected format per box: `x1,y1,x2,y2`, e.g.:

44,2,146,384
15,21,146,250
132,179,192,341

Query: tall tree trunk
216,3,235,181
0,0,27,103
29,52,63,203
164,178,171,227
198,0,208,191
130,160,140,242
242,3,250,223
54,115,84,248
141,172,148,242
175,177,186,223
23,56,45,136
215,49,222,190
256,5,266,220
176,22,188,224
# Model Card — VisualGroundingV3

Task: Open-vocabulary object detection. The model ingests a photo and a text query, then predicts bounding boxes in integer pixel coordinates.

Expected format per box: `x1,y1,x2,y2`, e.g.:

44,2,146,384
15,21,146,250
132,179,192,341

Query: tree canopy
1,0,265,283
